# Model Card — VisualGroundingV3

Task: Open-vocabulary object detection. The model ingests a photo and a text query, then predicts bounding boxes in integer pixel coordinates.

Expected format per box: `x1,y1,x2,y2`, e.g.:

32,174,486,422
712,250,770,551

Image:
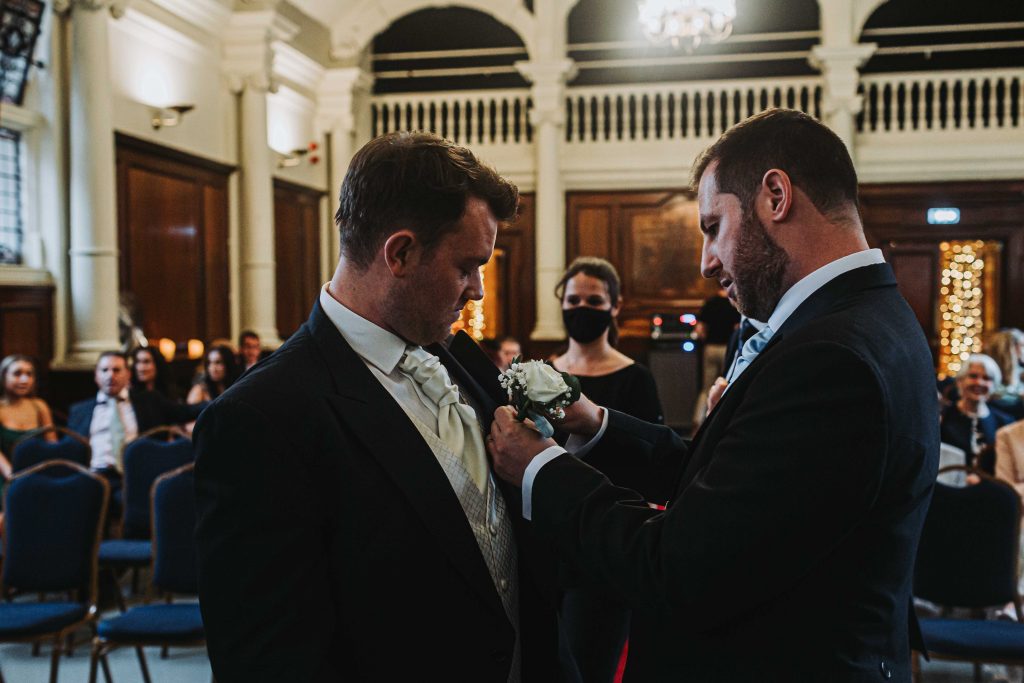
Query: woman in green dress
0,354,56,481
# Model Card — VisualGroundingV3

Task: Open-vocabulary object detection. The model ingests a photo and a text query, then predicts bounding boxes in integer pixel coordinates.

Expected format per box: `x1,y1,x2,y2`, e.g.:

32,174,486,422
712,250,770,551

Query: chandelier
637,0,737,51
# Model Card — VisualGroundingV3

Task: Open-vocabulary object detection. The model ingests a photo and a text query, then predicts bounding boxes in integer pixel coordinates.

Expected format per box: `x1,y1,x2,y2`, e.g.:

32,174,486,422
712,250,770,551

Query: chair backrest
1,460,109,602
150,463,198,595
915,466,1022,608
10,426,91,473
122,427,194,539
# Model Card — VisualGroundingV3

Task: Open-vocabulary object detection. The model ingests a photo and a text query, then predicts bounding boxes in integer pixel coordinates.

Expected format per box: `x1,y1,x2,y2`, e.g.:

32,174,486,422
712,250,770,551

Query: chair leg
49,633,62,683
135,645,153,683
100,653,114,683
88,640,101,683
973,661,982,682
32,641,40,656
161,644,168,658
911,651,921,683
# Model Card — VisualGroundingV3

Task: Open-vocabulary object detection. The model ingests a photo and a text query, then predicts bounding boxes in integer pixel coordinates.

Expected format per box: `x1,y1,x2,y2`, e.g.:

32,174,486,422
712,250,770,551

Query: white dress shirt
319,285,447,440
88,387,139,470
521,248,886,519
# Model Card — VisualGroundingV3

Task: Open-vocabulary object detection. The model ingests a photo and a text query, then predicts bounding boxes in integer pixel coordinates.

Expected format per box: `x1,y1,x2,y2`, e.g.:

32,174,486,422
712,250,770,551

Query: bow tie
98,395,127,404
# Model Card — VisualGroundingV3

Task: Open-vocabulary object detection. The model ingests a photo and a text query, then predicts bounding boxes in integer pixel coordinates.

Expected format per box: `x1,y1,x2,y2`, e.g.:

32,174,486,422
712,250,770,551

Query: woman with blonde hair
0,355,56,480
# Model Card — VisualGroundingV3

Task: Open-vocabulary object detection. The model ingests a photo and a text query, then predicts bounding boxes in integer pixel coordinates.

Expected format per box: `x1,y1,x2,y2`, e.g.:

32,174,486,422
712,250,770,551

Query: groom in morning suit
489,110,940,682
194,132,565,681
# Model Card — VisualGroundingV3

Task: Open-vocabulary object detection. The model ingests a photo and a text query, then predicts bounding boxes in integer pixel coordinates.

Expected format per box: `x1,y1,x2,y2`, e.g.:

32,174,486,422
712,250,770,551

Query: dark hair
335,132,519,269
201,345,240,400
96,351,129,369
130,345,175,398
691,109,860,223
239,330,259,346
0,354,38,403
555,257,622,346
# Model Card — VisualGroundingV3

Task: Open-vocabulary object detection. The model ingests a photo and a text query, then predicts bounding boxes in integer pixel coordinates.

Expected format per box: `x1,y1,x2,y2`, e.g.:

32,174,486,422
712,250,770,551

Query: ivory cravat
399,346,489,493
728,324,774,384
104,397,127,471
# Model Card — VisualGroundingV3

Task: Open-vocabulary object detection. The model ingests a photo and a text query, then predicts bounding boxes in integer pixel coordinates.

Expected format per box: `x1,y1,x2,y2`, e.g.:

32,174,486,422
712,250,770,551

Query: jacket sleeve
193,396,339,681
532,341,890,632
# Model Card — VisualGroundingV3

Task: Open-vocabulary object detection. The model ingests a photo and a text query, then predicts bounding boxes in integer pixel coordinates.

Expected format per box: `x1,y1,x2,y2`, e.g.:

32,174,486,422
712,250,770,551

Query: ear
611,296,622,318
382,230,419,277
759,169,794,223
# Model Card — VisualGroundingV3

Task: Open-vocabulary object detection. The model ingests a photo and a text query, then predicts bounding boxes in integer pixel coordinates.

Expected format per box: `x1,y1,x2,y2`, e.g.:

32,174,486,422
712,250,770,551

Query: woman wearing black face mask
552,257,663,683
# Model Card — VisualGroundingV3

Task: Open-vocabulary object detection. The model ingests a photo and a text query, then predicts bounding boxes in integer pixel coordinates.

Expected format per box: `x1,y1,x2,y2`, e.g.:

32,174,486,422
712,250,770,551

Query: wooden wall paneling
203,183,230,341
273,179,325,340
0,285,54,362
494,193,535,351
567,190,715,341
115,134,233,348
861,181,1024,354
884,245,939,357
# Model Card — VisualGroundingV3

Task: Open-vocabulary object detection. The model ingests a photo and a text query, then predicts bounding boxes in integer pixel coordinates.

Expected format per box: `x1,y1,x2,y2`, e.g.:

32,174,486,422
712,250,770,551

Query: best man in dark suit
68,351,206,504
194,132,566,681
489,110,940,682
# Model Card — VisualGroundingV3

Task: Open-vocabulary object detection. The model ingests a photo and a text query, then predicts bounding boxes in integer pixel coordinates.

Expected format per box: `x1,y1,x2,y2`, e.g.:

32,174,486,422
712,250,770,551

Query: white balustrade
858,69,1023,133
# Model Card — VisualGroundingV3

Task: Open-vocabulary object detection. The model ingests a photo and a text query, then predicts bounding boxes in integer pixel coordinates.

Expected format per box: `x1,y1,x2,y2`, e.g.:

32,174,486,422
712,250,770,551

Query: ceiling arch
330,0,537,60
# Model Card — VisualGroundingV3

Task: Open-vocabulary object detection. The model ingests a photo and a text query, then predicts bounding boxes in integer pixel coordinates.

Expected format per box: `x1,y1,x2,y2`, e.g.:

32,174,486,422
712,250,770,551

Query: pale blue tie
728,324,774,384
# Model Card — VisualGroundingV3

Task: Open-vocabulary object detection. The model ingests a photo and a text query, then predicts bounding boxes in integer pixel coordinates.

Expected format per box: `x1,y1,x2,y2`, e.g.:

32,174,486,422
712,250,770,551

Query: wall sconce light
151,104,195,130
187,339,205,360
277,147,308,168
277,141,320,169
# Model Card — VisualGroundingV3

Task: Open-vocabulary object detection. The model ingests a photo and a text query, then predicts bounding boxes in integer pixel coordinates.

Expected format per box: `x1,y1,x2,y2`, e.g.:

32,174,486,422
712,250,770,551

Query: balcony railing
564,76,822,142
370,69,1023,146
858,68,1023,133
371,89,533,145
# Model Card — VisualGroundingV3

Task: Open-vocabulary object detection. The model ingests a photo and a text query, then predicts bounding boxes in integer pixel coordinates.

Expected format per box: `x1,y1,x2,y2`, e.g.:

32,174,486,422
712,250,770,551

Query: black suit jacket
68,389,205,440
532,263,940,682
193,303,562,682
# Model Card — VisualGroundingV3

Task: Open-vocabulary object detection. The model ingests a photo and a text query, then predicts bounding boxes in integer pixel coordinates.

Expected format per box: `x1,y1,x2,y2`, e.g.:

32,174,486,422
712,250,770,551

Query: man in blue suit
490,110,940,682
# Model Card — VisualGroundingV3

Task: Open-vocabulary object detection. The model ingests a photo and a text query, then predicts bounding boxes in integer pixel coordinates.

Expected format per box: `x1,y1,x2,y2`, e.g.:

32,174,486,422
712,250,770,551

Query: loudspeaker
648,344,700,430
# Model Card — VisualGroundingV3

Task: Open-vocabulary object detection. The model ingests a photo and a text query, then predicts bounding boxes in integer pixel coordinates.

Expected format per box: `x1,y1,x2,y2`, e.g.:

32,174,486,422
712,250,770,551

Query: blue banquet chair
89,463,207,683
10,426,91,474
0,460,109,683
98,426,193,608
912,465,1024,681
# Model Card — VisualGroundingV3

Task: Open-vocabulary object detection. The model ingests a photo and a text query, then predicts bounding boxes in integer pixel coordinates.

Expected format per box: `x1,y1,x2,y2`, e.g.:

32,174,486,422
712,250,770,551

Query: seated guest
68,351,206,500
497,336,521,371
0,354,56,480
130,345,178,401
238,330,263,372
940,353,1015,471
187,345,239,404
985,328,1024,419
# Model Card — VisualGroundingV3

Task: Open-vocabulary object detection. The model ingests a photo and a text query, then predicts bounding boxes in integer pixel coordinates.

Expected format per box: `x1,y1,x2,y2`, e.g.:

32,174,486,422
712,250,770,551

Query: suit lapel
676,263,898,493
306,303,508,622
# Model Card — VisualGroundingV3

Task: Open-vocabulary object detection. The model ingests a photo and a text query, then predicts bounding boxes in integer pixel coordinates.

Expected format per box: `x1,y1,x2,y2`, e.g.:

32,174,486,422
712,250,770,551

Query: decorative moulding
272,42,325,96
149,0,232,35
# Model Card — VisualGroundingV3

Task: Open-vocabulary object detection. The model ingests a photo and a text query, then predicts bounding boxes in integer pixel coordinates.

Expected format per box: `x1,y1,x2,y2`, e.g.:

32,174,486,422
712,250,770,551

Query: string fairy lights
938,240,986,377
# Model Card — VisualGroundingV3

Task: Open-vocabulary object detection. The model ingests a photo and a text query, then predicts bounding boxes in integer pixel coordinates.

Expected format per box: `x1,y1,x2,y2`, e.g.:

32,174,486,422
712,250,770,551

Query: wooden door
274,179,324,339
116,135,232,346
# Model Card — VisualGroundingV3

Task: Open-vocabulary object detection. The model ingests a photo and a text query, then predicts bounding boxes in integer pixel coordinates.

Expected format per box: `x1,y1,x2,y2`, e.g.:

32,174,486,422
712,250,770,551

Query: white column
66,0,121,363
236,77,281,345
316,67,374,263
224,8,296,347
516,59,577,341
810,44,877,156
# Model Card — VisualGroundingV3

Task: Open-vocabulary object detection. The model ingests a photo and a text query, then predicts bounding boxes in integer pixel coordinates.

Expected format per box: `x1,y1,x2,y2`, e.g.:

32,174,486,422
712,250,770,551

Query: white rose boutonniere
498,358,581,438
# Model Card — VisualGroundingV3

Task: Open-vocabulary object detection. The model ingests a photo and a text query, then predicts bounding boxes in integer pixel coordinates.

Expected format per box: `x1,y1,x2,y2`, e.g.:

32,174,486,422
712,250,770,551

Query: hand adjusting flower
497,358,581,438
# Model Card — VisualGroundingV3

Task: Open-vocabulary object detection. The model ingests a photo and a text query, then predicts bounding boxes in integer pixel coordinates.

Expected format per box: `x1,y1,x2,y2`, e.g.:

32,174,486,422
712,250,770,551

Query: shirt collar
766,248,885,332
97,387,130,403
319,284,409,375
